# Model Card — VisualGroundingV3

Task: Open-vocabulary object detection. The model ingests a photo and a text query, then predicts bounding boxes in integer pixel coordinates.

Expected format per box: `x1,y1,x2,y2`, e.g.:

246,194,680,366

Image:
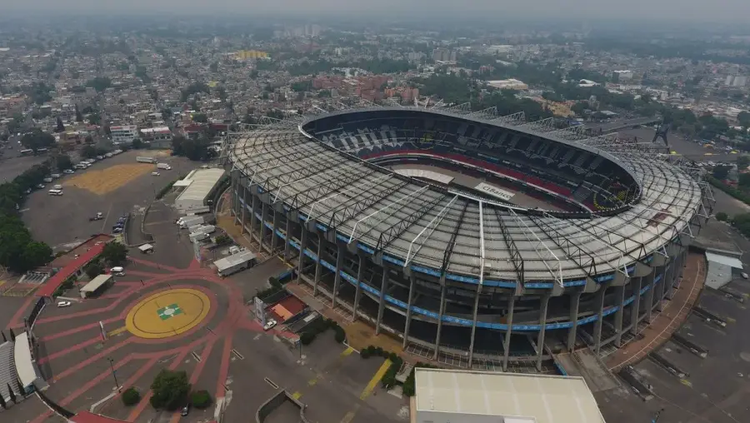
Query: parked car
57,301,71,308
263,319,277,331
63,169,75,174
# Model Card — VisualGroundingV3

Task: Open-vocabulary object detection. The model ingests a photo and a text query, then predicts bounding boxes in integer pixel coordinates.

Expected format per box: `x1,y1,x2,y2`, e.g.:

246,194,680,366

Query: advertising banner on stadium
474,183,515,201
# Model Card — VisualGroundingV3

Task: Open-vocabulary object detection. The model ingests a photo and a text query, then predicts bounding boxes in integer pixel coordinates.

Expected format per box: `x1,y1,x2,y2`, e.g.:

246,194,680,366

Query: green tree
21,241,52,271
75,104,84,122
131,138,143,149
738,111,750,132
739,173,750,187
56,154,73,171
88,113,101,125
122,387,141,406
192,113,208,123
716,212,729,222
713,165,731,180
55,117,65,133
86,77,112,92
571,101,589,117
150,370,190,411
81,145,97,159
20,130,55,151
85,260,104,280
191,390,212,409
102,242,128,266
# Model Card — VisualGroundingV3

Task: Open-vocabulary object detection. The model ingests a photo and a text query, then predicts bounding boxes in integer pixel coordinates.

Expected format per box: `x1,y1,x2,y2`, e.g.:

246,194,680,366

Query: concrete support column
655,268,667,312
535,295,550,371
259,201,268,250
502,295,515,372
402,273,416,349
270,209,280,252
313,237,323,296
250,193,258,242
614,286,626,347
630,277,643,335
283,217,292,261
332,244,344,308
297,227,308,281
353,256,366,322
239,180,247,233
566,291,581,350
433,279,447,359
644,274,655,323
468,284,483,367
594,284,609,355
375,268,389,335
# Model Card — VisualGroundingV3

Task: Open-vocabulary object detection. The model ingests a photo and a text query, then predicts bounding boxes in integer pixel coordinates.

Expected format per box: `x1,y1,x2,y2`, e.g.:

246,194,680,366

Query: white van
110,266,125,276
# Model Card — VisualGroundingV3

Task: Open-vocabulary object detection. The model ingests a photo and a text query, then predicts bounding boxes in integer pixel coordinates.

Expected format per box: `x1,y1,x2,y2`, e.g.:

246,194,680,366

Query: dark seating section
303,110,639,212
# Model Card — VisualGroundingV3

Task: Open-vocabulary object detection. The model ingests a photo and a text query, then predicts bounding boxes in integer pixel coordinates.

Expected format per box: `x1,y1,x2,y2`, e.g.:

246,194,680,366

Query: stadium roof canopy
413,368,605,423
230,106,707,285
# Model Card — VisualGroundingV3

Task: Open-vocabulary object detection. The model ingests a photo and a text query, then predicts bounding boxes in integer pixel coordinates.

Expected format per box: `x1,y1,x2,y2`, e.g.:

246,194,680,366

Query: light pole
107,357,121,392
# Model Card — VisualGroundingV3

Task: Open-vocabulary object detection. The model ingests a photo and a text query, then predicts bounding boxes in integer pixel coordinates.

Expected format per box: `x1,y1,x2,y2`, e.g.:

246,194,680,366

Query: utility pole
107,358,121,392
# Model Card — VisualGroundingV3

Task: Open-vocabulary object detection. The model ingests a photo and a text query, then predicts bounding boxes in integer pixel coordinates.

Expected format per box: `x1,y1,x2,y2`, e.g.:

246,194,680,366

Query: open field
63,163,155,195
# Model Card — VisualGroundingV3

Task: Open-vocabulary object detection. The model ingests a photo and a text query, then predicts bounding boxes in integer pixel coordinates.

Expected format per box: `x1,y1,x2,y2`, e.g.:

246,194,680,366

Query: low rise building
110,125,139,145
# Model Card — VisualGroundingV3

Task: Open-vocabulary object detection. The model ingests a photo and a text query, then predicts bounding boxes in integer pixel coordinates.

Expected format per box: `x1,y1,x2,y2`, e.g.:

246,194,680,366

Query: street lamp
107,357,121,392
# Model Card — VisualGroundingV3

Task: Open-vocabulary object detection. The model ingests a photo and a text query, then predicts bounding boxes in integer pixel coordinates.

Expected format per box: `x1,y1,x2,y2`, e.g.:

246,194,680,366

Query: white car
151,171,160,176
57,301,72,308
263,319,277,331
63,169,75,174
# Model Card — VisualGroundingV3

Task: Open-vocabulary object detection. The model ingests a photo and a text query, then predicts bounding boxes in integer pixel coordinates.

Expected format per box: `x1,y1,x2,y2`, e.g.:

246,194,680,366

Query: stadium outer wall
228,169,693,371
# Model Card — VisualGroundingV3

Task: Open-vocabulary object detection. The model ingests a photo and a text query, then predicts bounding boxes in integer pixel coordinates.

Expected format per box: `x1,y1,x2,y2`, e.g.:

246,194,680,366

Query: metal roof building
175,168,226,213
412,368,605,423
80,274,114,298
705,250,743,289
0,341,20,402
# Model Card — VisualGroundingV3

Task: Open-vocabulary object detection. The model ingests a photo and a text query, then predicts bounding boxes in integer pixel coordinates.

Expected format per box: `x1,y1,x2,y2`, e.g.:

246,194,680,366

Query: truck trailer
136,156,157,164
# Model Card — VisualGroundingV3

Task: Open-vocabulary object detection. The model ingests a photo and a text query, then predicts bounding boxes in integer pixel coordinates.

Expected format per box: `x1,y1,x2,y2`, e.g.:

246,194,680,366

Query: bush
334,326,346,343
300,332,316,345
716,212,729,222
191,390,212,409
122,387,141,406
361,349,371,359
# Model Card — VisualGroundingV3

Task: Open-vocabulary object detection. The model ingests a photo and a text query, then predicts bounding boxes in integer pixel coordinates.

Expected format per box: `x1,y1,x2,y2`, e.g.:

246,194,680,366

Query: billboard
254,297,266,326
474,183,515,201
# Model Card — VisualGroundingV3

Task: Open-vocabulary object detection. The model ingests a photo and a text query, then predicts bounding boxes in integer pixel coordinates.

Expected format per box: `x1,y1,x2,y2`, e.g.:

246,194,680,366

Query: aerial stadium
225,104,713,371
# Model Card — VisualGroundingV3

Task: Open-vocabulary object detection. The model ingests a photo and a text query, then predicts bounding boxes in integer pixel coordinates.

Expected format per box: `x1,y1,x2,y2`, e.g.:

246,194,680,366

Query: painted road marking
191,351,202,363
231,349,244,360
340,347,354,357
360,359,391,400
264,378,279,390
107,326,128,337
292,391,302,400
340,404,361,423
307,378,317,386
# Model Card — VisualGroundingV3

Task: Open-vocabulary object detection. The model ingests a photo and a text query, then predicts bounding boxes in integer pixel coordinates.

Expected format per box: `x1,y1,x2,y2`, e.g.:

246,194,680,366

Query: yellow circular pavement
126,289,211,339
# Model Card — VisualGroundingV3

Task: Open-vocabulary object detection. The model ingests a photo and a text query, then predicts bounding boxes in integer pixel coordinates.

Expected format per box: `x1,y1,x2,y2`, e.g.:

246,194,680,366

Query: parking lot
21,150,195,250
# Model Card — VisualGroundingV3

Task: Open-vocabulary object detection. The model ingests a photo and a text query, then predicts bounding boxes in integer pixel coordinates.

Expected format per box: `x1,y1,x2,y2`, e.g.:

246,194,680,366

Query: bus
20,149,33,156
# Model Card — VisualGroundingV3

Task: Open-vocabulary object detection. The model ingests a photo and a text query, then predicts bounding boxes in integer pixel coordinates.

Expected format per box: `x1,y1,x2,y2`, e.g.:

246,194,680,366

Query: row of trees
0,161,54,273
121,369,212,411
171,135,217,162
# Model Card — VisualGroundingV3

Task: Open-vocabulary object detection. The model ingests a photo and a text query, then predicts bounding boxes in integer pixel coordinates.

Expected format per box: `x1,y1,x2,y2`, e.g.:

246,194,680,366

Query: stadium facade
227,106,712,370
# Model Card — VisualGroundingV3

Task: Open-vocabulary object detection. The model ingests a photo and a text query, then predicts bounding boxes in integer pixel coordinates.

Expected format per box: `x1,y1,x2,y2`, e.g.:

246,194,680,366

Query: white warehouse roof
414,368,605,423
80,274,113,294
175,168,225,210
214,250,257,272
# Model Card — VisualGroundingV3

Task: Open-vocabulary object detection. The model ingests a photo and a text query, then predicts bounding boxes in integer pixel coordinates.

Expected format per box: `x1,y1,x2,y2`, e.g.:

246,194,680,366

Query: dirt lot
21,150,197,250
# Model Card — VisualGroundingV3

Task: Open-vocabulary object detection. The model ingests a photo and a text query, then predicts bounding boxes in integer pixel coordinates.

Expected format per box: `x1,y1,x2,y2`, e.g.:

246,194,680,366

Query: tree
191,390,212,409
131,138,143,149
192,113,208,123
20,130,55,151
85,260,104,280
571,101,589,117
86,77,112,92
122,387,141,406
20,242,52,271
738,155,750,171
150,370,190,411
55,117,65,133
81,145,97,159
716,212,729,222
7,384,15,403
102,242,127,266
740,173,750,188
75,104,83,122
56,154,73,171
713,165,731,180
88,113,101,125
738,111,750,131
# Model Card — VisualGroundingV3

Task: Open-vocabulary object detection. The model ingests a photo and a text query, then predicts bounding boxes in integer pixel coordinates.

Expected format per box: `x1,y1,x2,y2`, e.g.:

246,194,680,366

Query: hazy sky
5,0,750,23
